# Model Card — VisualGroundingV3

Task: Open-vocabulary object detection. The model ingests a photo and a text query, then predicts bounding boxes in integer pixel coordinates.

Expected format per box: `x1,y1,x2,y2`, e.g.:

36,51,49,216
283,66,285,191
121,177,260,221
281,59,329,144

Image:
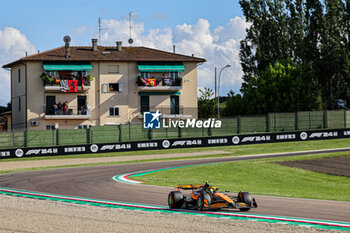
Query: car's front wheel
237,191,252,211
196,193,211,211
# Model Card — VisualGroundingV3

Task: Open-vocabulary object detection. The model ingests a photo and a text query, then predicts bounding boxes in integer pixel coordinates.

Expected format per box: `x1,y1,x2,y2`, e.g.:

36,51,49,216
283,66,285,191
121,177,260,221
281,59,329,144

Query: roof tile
3,46,205,68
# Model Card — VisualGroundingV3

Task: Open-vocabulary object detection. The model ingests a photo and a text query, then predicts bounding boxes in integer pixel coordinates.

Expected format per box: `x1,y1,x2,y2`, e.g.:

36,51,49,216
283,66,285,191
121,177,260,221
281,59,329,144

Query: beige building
2,39,205,130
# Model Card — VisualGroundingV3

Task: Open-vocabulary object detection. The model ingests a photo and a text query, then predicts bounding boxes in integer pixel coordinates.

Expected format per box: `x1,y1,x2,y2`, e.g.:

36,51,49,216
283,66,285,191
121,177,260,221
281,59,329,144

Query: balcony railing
45,105,91,119
137,76,182,91
42,77,91,92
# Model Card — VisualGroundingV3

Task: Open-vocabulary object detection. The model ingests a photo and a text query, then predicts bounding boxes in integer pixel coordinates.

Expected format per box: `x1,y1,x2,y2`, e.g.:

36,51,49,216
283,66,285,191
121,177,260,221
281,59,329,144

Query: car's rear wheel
237,191,251,211
196,193,211,211
168,191,184,209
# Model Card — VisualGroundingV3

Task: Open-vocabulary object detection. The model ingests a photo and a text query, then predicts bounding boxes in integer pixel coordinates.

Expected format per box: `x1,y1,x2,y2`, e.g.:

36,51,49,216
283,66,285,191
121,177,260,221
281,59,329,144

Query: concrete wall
11,64,27,130
180,62,198,118
99,62,127,125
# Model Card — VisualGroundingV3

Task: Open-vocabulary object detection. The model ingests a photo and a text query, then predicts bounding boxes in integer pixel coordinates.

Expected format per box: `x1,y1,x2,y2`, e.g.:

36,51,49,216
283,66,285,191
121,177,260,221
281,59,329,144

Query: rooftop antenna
98,17,107,45
128,11,138,46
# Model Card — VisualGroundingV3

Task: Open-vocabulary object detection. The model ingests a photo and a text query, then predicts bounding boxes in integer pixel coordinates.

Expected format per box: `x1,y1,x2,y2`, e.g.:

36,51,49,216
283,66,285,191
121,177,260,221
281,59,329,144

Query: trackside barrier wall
1,110,350,150
1,128,350,159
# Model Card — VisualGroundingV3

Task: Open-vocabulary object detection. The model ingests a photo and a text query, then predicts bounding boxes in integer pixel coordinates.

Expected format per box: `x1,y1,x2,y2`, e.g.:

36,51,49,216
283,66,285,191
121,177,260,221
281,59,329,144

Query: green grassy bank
136,152,350,202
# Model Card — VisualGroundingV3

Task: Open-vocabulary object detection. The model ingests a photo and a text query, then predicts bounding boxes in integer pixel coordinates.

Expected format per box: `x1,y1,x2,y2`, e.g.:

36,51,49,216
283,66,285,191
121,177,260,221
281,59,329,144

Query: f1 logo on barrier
143,110,161,129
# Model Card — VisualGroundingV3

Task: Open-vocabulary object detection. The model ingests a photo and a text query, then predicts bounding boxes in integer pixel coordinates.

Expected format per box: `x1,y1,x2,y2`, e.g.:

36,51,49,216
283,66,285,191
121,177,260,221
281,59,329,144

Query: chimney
173,45,176,53
116,41,122,51
192,54,194,57
92,39,98,51
65,42,70,58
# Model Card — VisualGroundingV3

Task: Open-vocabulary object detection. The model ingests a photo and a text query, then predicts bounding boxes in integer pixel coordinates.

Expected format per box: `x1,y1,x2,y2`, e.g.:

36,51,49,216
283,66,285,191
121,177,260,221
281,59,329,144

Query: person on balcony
53,103,58,115
57,102,62,115
162,74,171,86
63,101,69,114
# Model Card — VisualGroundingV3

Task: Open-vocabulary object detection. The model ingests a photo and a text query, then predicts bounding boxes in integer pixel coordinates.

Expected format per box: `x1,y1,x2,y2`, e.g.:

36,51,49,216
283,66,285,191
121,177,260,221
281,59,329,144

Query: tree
198,88,217,118
0,102,11,114
221,91,246,116
239,0,291,86
242,60,321,114
239,0,350,111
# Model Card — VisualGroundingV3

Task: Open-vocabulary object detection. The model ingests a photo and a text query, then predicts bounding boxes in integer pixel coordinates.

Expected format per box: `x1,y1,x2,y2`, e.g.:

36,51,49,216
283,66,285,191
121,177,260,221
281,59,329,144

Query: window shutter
119,83,124,93
102,84,109,93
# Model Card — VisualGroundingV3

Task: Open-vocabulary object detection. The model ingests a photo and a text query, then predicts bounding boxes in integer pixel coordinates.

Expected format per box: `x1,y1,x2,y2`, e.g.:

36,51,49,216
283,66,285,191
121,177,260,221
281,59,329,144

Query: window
109,65,119,73
18,97,21,112
102,83,124,93
169,72,179,79
46,125,56,130
171,96,179,114
140,72,150,79
140,95,149,113
46,71,58,78
109,107,120,116
78,124,89,129
18,69,21,83
109,83,119,92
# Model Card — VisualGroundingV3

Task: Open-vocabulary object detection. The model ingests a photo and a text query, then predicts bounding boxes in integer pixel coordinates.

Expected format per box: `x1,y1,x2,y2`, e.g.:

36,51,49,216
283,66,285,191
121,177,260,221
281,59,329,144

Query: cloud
99,17,249,97
0,27,36,105
72,26,89,36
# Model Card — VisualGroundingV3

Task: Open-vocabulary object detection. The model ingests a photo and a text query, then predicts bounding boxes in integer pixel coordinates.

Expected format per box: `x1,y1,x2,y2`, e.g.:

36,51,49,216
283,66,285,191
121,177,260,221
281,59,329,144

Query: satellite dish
128,38,133,45
63,36,71,43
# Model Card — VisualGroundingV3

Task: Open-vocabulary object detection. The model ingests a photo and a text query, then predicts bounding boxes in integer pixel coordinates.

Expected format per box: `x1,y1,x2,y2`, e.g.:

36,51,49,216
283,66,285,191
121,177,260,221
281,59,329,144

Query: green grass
136,152,350,201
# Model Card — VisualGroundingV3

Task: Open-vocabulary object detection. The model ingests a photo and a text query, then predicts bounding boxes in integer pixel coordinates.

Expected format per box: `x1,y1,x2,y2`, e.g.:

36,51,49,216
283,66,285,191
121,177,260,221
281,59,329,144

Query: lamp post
217,64,231,118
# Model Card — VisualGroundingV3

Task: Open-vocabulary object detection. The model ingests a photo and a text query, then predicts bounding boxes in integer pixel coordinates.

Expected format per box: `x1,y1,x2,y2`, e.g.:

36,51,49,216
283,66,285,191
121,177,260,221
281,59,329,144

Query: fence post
24,130,27,148
148,128,152,140
12,131,15,148
208,126,212,136
309,112,311,129
323,110,328,129
237,116,241,134
178,126,182,138
52,129,55,145
295,112,298,130
344,110,347,128
274,113,277,132
86,128,90,144
56,129,59,145
165,127,168,138
118,125,122,142
90,126,93,144
128,122,131,141
266,114,270,132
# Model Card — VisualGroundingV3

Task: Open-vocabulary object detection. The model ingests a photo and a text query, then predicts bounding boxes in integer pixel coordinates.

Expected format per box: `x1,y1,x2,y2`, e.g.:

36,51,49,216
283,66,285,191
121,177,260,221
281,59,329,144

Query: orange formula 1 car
168,182,257,211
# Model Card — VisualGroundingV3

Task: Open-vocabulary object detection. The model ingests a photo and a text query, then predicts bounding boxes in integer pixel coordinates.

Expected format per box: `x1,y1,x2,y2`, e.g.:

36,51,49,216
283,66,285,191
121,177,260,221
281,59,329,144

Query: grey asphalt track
0,153,350,223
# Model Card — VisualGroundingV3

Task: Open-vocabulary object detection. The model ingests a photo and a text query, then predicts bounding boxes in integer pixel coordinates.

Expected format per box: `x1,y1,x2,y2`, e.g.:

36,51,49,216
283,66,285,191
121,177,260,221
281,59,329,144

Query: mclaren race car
168,182,257,211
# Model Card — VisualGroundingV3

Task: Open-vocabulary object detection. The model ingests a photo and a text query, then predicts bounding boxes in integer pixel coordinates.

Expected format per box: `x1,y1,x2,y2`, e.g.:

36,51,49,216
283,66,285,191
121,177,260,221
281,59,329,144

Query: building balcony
44,106,91,120
137,76,182,92
44,85,91,92
42,76,91,93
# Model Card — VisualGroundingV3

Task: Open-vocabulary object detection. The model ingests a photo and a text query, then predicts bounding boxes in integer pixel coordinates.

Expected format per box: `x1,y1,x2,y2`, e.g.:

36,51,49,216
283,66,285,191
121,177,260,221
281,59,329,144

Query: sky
0,0,249,106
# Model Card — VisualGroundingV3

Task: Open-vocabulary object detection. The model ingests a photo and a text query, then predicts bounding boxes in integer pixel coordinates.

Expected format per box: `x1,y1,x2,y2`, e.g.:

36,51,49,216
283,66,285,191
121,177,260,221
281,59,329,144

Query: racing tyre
168,191,184,209
237,191,252,211
196,193,211,211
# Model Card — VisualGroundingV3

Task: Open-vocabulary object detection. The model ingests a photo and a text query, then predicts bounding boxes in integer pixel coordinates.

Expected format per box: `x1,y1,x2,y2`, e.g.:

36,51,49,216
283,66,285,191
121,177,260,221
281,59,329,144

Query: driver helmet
207,188,215,194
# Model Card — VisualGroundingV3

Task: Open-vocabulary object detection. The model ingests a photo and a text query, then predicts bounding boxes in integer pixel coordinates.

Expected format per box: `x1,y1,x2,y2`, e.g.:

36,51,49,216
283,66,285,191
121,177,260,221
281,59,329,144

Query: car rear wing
175,184,201,190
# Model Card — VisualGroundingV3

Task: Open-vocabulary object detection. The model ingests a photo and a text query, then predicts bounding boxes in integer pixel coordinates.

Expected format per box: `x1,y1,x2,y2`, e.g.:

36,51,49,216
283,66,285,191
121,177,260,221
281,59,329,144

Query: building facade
2,39,205,130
